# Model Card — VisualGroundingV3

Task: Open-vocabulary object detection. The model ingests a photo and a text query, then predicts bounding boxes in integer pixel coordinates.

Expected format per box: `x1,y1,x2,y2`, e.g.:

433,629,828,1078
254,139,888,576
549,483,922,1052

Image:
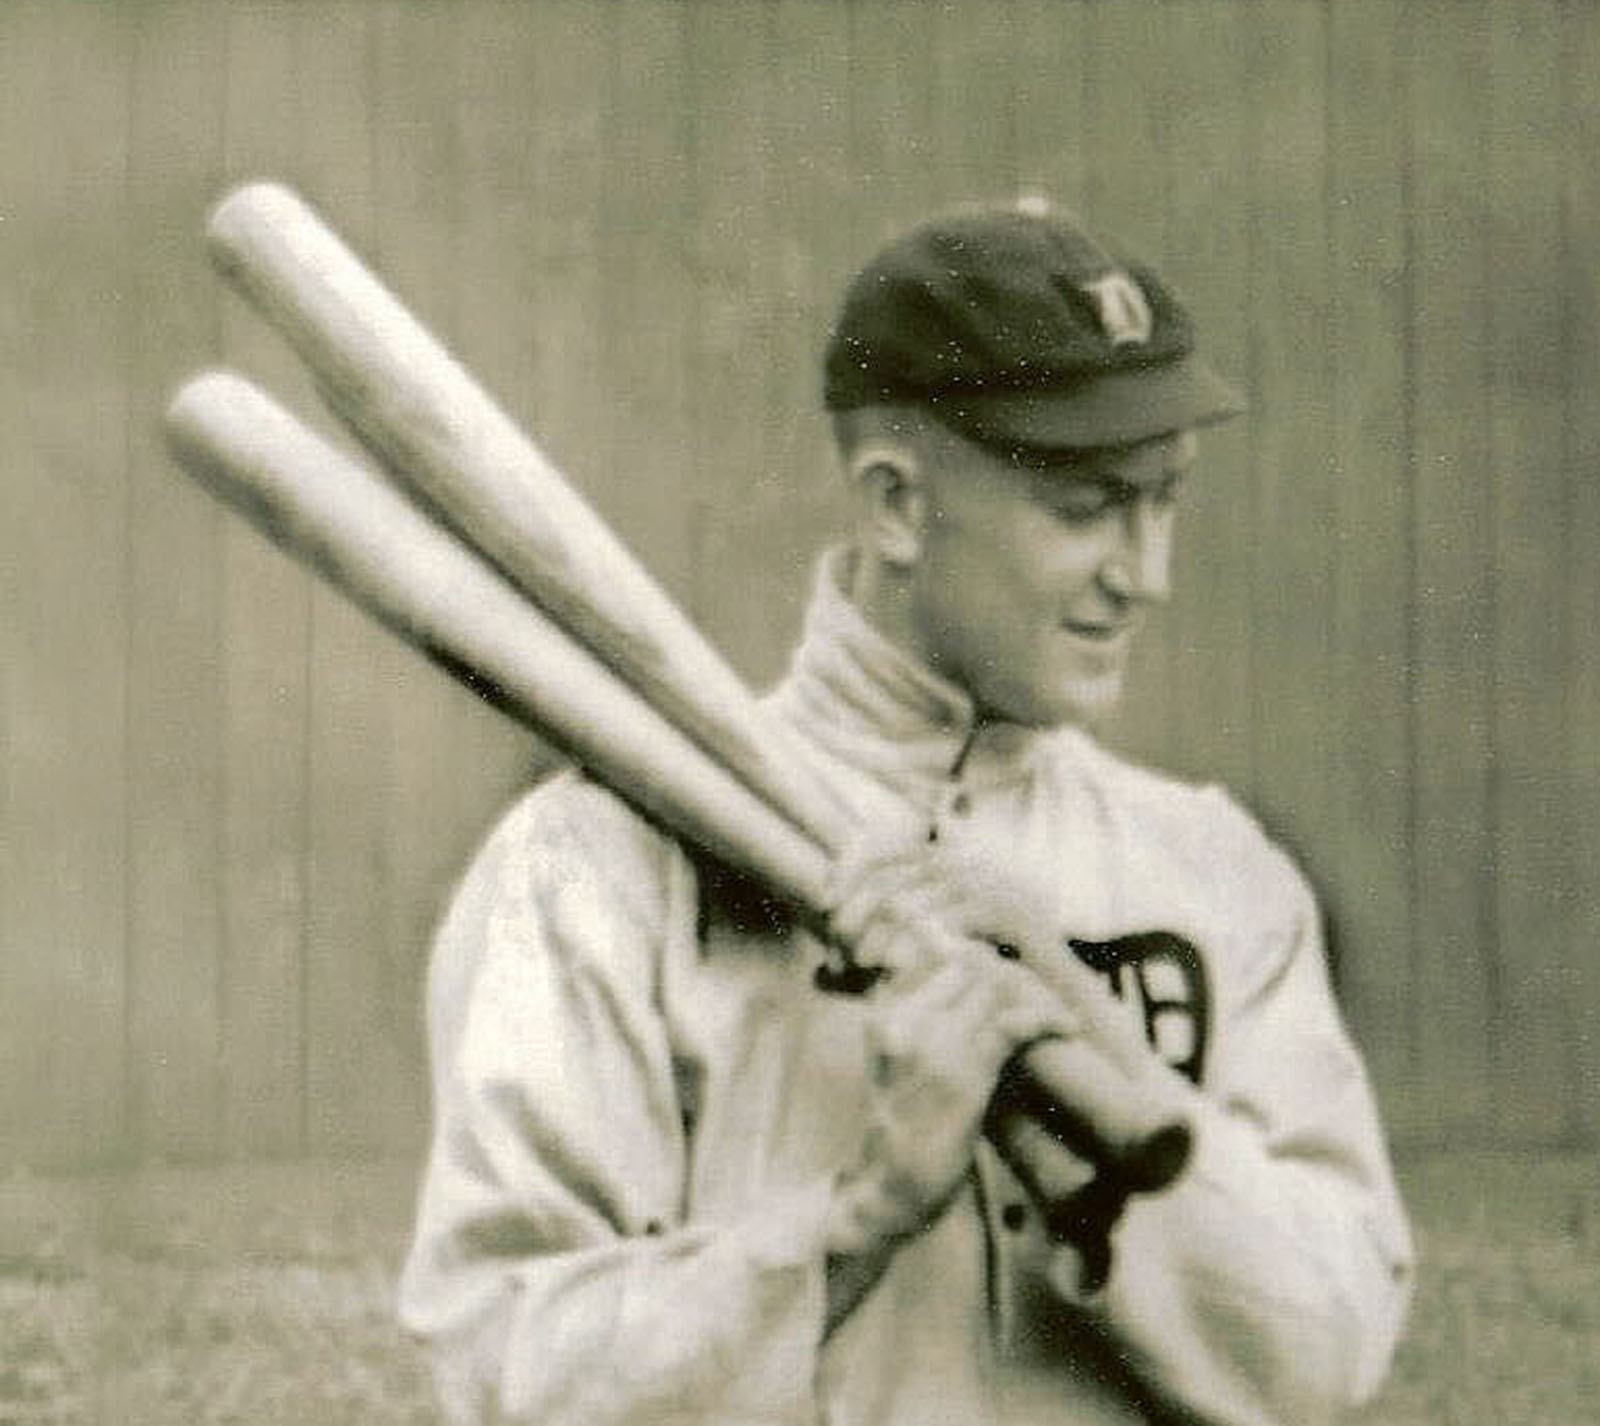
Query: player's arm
818,827,1093,1331
400,785,1067,1424
1031,836,1413,1425
399,785,841,1426
857,815,1414,1424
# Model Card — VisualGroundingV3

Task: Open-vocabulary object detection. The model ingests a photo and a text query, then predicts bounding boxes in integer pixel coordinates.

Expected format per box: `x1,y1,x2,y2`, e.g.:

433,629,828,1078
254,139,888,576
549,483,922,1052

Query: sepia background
1,0,1597,1418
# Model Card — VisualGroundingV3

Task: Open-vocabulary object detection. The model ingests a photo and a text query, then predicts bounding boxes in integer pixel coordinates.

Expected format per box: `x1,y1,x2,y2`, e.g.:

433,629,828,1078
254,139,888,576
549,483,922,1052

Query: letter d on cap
1083,271,1153,346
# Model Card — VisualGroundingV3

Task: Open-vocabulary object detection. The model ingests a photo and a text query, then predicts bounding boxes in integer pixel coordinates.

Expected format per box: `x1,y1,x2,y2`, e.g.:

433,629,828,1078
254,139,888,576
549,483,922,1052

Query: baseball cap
823,202,1245,451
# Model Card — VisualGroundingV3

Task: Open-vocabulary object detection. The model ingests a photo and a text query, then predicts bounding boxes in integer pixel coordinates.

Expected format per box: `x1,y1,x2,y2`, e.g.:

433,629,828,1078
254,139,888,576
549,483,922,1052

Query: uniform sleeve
1047,813,1415,1426
397,781,834,1426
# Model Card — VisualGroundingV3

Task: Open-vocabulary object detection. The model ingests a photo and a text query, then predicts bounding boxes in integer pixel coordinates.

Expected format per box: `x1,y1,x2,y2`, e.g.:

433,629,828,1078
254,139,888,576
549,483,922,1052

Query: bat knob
813,957,889,996
1108,1120,1192,1194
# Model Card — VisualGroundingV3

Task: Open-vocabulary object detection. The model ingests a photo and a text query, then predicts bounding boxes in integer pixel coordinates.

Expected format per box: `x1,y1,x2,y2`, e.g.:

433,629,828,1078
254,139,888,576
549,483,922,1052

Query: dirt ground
0,1148,1594,1425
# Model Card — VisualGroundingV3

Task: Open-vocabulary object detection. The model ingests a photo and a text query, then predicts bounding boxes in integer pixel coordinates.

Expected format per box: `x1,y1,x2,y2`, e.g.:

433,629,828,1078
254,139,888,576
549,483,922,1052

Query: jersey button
1001,1202,1028,1232
949,790,972,815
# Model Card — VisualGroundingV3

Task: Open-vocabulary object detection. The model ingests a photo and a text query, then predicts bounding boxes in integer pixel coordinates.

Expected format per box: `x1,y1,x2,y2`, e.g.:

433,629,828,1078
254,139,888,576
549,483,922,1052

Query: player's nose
1099,497,1173,605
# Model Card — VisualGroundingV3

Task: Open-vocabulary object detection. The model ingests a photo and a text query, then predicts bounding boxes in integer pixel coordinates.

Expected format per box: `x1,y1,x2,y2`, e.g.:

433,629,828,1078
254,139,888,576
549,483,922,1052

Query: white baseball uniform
399,554,1413,1425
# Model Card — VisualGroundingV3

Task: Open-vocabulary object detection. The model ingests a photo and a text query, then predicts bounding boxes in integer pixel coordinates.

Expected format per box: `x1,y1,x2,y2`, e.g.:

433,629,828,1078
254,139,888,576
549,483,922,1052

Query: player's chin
1057,675,1127,728
1004,666,1127,729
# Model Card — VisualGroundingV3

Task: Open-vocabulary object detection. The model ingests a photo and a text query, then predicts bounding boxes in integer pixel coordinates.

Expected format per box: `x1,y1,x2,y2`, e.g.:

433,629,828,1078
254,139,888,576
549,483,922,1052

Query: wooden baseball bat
197,184,1194,1194
167,371,828,905
167,371,1185,1210
207,181,850,852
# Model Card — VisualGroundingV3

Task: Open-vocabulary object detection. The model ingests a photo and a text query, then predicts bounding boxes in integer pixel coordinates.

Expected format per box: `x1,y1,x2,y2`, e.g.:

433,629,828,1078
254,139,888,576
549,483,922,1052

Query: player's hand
831,819,1154,1078
822,831,1080,1254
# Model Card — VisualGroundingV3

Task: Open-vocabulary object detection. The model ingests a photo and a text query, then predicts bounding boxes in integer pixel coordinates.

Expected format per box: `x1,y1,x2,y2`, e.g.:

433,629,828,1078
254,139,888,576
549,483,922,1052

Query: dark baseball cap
823,202,1245,451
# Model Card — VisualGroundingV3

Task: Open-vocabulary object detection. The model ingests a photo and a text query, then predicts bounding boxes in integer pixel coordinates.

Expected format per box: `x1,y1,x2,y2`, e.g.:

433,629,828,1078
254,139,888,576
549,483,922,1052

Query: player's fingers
826,843,938,949
1006,942,1150,1074
863,965,967,1096
867,951,988,1053
976,958,1081,1048
826,810,929,883
864,934,973,1031
848,904,958,986
878,950,1077,1081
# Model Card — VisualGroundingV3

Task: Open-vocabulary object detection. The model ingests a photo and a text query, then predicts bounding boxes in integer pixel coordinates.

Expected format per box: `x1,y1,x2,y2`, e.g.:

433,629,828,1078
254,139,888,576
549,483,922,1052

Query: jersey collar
770,548,1055,810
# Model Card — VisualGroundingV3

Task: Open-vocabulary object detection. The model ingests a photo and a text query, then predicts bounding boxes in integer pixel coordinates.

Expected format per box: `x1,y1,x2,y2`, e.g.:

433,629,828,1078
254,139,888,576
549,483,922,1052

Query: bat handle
987,1039,1192,1195
983,1103,1157,1291
813,932,1192,1194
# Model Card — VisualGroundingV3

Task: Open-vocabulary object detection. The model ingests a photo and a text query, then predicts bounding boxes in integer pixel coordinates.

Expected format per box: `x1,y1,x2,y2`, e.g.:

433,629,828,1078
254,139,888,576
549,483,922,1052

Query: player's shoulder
465,767,686,932
1035,725,1240,822
496,765,668,847
1040,728,1303,890
425,771,689,1053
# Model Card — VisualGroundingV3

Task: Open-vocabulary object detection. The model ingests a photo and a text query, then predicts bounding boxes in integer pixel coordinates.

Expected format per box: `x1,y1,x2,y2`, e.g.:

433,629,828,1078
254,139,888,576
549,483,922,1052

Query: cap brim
945,355,1246,451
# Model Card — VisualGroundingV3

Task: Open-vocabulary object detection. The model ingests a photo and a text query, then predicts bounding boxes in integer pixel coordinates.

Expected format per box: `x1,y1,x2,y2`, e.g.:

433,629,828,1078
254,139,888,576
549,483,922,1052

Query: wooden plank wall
2,0,1596,1168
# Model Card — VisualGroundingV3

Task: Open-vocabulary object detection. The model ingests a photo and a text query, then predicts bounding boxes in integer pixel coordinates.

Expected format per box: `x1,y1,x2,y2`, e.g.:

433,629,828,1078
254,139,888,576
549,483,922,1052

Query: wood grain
1324,0,1416,1134
0,2,133,1165
217,0,313,1159
124,0,229,1161
1408,2,1498,1143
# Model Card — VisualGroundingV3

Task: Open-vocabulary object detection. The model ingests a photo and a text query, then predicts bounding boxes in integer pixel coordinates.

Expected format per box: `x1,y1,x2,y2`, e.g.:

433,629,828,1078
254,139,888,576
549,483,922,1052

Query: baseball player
398,204,1414,1425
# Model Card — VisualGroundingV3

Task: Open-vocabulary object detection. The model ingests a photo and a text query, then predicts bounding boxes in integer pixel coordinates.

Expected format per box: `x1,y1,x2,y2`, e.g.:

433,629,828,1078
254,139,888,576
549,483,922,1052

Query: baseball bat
167,371,1184,1210
207,180,851,852
167,371,828,905
195,184,1194,1194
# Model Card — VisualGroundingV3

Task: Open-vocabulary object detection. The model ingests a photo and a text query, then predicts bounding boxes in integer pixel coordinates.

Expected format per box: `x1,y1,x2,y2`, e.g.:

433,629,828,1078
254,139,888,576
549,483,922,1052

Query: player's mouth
1062,617,1133,643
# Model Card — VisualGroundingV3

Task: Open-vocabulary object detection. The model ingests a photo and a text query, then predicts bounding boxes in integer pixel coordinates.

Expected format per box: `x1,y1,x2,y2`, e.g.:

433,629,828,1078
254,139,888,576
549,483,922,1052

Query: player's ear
850,441,927,568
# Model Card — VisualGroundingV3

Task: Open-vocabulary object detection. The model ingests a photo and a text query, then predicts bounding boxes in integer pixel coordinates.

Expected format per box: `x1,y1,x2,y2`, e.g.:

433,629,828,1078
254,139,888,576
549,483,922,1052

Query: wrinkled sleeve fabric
1047,792,1415,1426
398,778,833,1426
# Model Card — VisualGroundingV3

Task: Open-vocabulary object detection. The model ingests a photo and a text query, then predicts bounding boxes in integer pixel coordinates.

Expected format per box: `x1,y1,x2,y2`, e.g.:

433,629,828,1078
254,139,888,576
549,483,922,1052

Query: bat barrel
208,180,850,853
164,369,835,912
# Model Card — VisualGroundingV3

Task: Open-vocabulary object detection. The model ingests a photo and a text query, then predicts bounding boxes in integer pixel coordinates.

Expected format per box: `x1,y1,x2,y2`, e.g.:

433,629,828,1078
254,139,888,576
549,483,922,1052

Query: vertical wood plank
1560,0,1600,1145
516,0,611,505
682,0,783,679
517,0,677,705
747,0,857,670
384,0,527,1144
843,0,940,248
1077,1,1176,252
1008,0,1089,211
0,2,131,1166
1324,0,1418,1133
1407,0,1498,1141
217,0,311,1158
1484,0,1573,1144
0,5,17,1160
296,1,404,1158
1158,0,1257,798
592,0,699,610
300,0,471,1155
926,0,1017,204
448,1,553,844
1239,1,1334,857
125,0,229,1161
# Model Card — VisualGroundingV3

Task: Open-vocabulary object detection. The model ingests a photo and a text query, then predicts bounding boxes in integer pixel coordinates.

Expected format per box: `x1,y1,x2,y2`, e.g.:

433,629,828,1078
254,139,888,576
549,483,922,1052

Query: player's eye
1049,480,1128,524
